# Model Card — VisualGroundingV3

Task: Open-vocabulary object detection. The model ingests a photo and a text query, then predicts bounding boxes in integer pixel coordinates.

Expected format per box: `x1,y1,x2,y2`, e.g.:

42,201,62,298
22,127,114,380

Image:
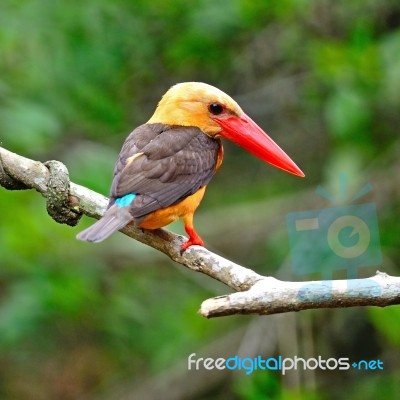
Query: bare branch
0,146,262,292
200,272,400,318
1,146,399,318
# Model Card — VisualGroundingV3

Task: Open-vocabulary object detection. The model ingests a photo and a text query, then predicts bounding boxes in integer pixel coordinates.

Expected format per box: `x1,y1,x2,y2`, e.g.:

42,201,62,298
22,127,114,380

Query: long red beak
213,113,305,177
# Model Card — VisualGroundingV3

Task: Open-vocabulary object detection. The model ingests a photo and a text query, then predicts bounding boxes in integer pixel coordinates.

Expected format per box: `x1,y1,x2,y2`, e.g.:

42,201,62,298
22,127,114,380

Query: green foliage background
1,1,399,399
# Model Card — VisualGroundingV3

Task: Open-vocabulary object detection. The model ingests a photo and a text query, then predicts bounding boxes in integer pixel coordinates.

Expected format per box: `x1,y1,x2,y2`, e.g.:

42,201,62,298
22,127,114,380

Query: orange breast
138,141,223,230
138,186,207,230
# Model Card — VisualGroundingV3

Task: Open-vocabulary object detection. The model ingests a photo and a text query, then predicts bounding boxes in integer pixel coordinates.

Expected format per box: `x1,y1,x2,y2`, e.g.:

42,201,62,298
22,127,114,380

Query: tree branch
200,272,400,317
0,146,262,292
1,146,399,318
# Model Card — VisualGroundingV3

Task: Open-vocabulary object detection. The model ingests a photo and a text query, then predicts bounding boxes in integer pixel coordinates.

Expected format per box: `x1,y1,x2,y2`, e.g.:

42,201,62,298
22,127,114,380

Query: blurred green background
1,0,400,399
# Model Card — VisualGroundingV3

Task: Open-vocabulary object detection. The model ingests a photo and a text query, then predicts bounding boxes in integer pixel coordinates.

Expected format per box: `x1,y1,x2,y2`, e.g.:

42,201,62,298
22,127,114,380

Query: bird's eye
208,103,224,115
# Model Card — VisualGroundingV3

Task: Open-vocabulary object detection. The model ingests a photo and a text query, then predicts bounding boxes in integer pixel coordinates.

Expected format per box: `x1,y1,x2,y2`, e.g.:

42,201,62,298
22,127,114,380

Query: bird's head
148,82,304,177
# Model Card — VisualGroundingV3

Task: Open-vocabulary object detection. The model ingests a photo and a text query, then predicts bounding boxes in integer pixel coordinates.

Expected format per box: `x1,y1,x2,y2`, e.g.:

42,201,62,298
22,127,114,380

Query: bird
76,82,304,251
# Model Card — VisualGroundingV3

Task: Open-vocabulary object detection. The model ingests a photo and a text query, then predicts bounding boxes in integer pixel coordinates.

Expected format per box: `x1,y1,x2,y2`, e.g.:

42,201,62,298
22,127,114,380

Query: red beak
213,113,305,177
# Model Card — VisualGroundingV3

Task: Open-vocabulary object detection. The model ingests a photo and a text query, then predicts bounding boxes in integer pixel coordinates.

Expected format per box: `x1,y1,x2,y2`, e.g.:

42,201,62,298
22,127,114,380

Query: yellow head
148,82,304,177
147,82,243,136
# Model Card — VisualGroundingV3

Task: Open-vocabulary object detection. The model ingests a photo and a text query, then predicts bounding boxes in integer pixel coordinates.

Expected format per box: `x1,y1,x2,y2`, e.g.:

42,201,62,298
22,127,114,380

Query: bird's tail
76,205,134,243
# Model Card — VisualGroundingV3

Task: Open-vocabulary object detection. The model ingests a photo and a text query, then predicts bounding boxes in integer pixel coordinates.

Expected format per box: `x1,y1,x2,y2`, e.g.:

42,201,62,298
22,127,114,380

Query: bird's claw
180,238,205,254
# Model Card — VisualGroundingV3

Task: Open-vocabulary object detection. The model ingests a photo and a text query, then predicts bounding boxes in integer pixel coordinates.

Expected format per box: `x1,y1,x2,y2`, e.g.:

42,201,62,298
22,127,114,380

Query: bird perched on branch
77,82,304,251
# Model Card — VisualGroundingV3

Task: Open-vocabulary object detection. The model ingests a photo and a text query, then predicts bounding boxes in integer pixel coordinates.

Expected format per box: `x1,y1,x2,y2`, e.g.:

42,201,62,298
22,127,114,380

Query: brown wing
109,123,220,220
109,123,162,189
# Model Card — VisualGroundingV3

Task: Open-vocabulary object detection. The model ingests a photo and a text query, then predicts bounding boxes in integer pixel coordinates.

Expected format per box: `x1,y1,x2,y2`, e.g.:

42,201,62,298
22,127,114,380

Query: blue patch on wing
115,193,136,208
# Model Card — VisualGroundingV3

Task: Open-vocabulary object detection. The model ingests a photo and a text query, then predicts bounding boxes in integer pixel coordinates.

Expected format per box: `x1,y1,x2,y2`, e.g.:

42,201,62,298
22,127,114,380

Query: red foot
181,226,205,252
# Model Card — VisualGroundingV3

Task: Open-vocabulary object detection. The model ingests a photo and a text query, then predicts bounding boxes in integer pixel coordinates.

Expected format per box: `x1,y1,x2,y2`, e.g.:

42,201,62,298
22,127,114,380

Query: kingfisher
77,82,304,251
